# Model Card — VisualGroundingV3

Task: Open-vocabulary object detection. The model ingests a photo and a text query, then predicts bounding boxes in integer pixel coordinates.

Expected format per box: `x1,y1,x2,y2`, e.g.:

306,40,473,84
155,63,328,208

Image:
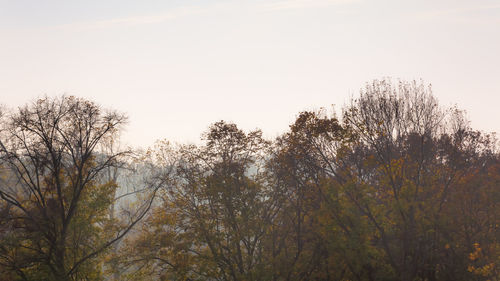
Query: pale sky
1,0,499,148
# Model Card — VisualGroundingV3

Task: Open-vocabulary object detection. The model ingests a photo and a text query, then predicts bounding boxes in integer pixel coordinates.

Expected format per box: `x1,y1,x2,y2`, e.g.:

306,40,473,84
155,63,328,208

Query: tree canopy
1,79,499,281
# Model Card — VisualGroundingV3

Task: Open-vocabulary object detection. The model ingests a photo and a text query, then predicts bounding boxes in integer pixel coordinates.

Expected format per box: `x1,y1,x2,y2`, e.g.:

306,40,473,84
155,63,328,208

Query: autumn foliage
1,80,499,281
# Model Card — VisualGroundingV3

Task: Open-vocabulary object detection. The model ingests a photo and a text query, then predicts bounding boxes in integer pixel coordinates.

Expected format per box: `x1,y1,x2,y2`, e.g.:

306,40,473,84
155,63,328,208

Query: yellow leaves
469,242,482,261
469,250,480,261
468,263,496,277
467,242,498,279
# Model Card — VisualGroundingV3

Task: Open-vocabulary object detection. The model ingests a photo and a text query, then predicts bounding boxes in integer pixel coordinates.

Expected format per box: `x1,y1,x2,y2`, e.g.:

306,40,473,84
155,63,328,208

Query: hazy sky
1,0,499,148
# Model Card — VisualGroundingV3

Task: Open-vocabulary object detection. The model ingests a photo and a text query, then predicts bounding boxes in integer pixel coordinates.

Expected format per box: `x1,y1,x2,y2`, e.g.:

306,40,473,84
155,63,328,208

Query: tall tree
0,96,157,280
270,79,500,280
121,121,278,281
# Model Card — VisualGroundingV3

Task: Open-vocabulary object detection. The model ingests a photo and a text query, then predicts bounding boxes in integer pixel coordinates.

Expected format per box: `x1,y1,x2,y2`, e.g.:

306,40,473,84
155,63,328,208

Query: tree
268,109,386,281
339,79,499,281
270,79,500,280
121,121,278,281
0,96,158,280
4,79,497,281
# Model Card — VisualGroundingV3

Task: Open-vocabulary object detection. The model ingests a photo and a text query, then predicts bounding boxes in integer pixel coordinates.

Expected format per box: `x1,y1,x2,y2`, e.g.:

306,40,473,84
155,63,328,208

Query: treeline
0,79,499,281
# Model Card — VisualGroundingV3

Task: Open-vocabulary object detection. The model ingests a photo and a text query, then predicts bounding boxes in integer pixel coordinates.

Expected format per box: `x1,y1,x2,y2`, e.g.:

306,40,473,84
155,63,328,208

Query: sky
0,0,499,148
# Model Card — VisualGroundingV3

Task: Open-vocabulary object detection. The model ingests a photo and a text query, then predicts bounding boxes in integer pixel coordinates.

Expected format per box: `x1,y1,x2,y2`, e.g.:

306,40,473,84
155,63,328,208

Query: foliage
1,80,499,281
0,96,157,281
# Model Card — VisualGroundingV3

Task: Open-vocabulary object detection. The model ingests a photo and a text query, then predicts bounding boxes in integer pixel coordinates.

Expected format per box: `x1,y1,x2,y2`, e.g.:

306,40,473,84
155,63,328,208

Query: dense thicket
1,80,499,280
